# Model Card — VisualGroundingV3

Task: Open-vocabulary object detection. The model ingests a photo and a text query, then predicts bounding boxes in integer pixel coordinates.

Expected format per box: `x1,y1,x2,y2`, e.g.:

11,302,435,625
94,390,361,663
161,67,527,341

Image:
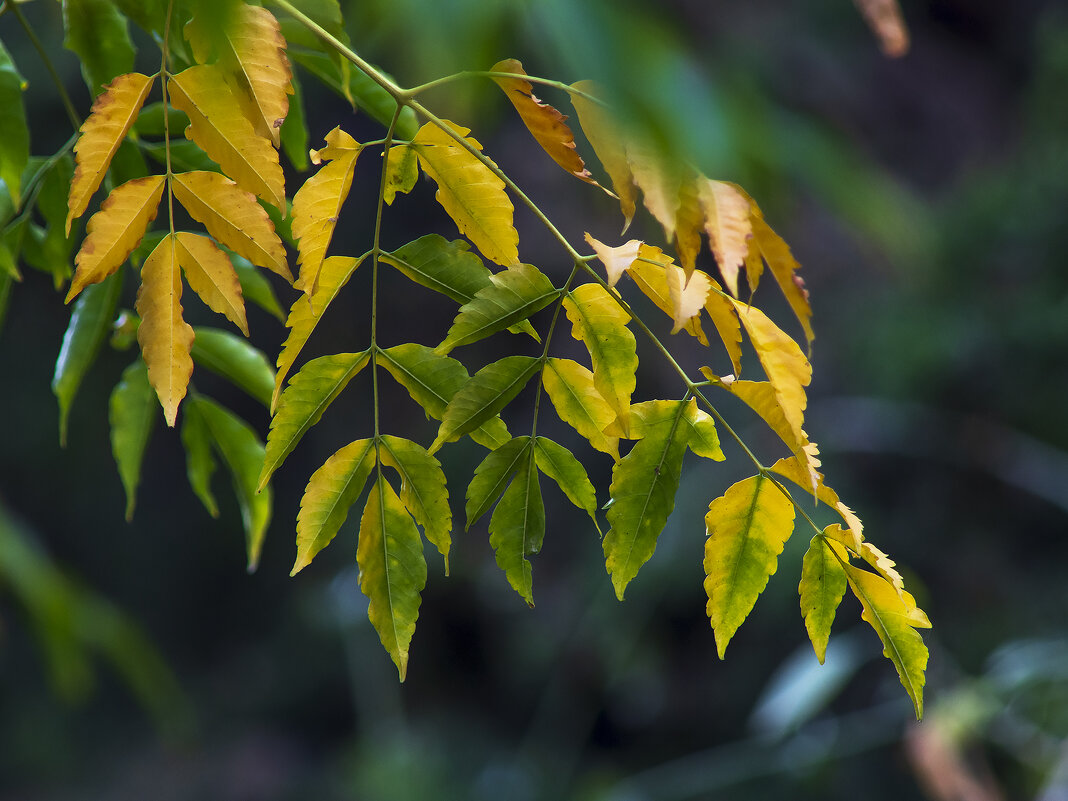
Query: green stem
407,70,605,105
10,2,81,131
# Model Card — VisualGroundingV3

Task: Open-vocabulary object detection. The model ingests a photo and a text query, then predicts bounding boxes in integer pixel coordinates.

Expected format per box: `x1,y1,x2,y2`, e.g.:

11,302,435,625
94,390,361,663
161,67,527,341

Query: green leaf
378,435,452,573
488,445,544,606
603,399,691,599
280,69,309,171
378,343,510,450
53,271,122,446
190,394,272,572
533,436,600,533
430,355,541,453
0,40,29,209
180,395,219,518
682,403,724,461
436,263,556,354
37,154,77,280
190,327,275,407
63,0,136,94
233,255,285,321
465,436,530,530
260,350,371,491
563,283,637,436
843,562,931,719
109,358,156,521
357,476,427,680
799,533,848,663
703,473,796,658
541,357,619,459
293,438,376,575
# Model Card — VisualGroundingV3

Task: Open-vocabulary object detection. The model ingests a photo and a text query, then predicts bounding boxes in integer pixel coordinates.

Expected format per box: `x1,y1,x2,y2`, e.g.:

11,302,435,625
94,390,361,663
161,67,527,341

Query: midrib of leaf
379,252,460,299
719,474,766,622
446,285,558,349
468,442,528,528
377,349,448,410
375,474,403,661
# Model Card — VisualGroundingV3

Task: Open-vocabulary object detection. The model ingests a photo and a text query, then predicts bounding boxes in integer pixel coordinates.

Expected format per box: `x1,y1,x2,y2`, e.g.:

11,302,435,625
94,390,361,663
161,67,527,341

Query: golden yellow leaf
66,174,165,303
665,262,710,334
584,232,640,288
186,4,292,146
168,64,285,210
411,120,519,267
769,455,863,548
752,215,814,349
290,127,362,293
570,81,637,231
852,0,910,57
491,59,598,186
731,299,811,448
697,177,751,298
173,231,247,336
66,72,155,235
627,244,709,345
703,282,743,376
674,173,703,277
135,234,195,427
171,170,290,281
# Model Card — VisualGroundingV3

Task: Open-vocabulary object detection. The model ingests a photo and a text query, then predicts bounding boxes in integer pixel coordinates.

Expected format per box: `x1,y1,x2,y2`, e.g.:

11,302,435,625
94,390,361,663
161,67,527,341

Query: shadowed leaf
109,358,156,521
488,444,543,606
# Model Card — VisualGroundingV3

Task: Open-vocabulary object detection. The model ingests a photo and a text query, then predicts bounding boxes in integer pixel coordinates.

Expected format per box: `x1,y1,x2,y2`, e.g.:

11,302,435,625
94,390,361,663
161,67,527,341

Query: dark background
1,0,1066,799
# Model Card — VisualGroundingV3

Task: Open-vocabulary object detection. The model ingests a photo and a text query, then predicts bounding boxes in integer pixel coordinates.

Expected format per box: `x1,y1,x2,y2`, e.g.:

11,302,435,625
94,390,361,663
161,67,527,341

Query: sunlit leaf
383,143,418,205
171,170,290,281
108,358,156,521
491,59,598,187
0,40,29,209
180,397,219,518
563,283,637,436
66,72,154,234
436,262,556,354
273,255,363,410
585,233,640,288
751,215,814,350
604,399,691,599
63,0,135,94
168,65,285,210
665,262,711,335
533,436,599,531
190,326,274,407
465,436,530,529
799,532,848,663
703,283,743,376
570,81,636,231
769,455,863,548
289,126,362,293
134,234,195,427
844,562,930,718
293,437,376,575
410,120,519,267
542,357,619,459
703,473,796,658
626,245,709,345
190,393,272,571
697,178,751,298
174,232,247,335
377,435,451,572
259,350,371,491
430,355,540,453
378,343,511,451
53,272,122,446
357,476,427,680
681,402,724,461
488,444,544,606
67,175,165,302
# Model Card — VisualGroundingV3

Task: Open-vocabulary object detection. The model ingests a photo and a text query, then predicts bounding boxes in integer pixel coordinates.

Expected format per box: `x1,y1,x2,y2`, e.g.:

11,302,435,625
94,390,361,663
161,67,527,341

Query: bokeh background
1,0,1067,799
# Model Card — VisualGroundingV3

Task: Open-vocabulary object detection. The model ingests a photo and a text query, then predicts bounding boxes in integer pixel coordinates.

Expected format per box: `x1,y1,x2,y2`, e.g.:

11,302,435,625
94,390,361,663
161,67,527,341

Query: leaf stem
407,71,605,105
529,262,582,438
10,1,82,131
161,0,176,237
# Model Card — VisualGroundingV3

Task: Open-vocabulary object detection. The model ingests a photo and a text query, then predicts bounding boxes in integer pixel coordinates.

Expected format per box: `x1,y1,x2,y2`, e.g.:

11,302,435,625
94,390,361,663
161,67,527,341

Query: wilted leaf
542,357,619,459
604,399,691,599
697,178,751,298
67,175,165,302
67,72,155,234
134,234,195,427
289,126,362,293
293,437,376,575
357,476,427,680
488,444,544,605
411,120,519,267
168,65,285,210
799,532,848,663
704,473,796,657
174,233,247,335
190,326,274,407
109,358,156,521
171,170,290,281
63,0,135,94
585,233,640,288
570,81,636,230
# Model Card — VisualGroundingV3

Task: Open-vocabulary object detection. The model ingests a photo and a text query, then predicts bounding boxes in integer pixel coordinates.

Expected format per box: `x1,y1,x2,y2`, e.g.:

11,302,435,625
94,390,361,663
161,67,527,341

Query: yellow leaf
665,263,710,335
173,231,247,335
770,455,863,548
411,120,519,267
703,283,743,376
66,175,165,303
627,244,709,345
852,0,910,57
584,232,640,288
168,64,285,210
569,81,637,231
542,357,619,459
135,234,195,427
170,170,290,281
752,215,814,350
731,299,811,449
290,127,362,293
626,138,681,243
674,173,703,277
186,4,292,147
697,177,751,298
491,59,599,187
66,72,155,235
